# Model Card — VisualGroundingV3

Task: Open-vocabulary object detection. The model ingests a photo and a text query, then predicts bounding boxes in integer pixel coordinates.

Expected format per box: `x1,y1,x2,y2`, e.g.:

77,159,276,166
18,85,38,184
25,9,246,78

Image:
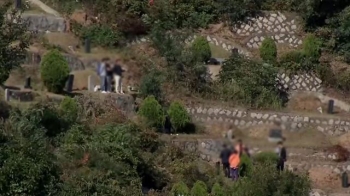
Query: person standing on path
220,144,232,178
113,59,125,94
97,58,108,93
275,141,287,171
106,61,113,93
235,139,250,157
229,149,240,181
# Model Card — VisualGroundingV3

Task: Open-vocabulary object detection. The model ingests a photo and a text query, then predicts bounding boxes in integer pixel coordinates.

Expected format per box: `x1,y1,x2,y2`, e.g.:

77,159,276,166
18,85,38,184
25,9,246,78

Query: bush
254,152,279,165
0,101,11,120
259,38,277,63
302,34,322,60
138,96,165,128
40,49,70,93
279,50,317,73
167,101,191,133
190,180,207,196
239,154,253,177
139,69,163,102
218,54,283,109
337,71,350,91
230,163,310,196
171,181,189,196
72,23,123,47
211,183,224,196
315,62,337,87
191,36,211,62
60,97,79,123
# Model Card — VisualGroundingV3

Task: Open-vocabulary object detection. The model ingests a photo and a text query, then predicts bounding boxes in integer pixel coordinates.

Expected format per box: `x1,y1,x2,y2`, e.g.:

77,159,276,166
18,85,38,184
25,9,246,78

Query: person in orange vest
229,149,240,181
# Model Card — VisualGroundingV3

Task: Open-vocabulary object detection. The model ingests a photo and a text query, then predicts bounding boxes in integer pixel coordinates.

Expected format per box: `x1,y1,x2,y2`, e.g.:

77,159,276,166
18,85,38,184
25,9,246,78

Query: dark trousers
222,163,230,178
277,160,284,171
230,167,239,181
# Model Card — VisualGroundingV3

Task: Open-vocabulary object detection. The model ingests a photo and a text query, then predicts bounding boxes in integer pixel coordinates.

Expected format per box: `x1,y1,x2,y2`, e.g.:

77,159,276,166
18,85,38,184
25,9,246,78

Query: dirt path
27,0,61,17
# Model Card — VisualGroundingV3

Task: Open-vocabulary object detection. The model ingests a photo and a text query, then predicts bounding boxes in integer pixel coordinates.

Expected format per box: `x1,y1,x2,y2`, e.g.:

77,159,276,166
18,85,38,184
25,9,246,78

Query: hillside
1,0,350,195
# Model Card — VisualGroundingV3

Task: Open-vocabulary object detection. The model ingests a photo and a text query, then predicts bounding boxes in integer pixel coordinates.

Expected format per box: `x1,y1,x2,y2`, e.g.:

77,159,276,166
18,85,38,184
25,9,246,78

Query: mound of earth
338,133,350,149
308,167,341,189
287,94,322,112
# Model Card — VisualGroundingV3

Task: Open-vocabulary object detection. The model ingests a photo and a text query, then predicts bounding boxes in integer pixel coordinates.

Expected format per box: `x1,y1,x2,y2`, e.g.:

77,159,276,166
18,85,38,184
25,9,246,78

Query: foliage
171,181,189,196
279,51,316,73
216,0,261,25
259,38,277,63
150,26,209,93
211,183,224,196
190,180,207,196
337,71,350,91
239,154,253,177
60,96,79,123
72,22,123,47
191,36,212,62
167,101,191,133
139,69,163,102
302,34,322,60
218,54,283,108
230,163,311,196
0,101,11,120
254,152,279,165
138,96,165,128
0,3,30,84
40,50,70,93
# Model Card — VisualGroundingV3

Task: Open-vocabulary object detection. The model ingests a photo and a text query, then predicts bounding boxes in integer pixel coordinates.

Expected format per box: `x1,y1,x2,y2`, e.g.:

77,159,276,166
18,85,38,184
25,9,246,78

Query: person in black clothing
220,144,232,178
164,115,172,134
275,141,287,171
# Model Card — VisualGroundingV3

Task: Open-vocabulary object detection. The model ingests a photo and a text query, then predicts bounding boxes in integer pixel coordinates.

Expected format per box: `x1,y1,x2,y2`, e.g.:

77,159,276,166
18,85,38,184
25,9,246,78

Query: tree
167,101,191,132
191,36,211,62
219,54,283,108
259,38,277,63
137,96,165,128
0,3,30,84
40,49,70,93
139,69,163,102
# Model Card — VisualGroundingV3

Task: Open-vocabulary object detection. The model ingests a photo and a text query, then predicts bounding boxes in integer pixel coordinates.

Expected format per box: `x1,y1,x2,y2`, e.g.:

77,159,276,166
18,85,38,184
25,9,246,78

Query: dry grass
209,43,231,58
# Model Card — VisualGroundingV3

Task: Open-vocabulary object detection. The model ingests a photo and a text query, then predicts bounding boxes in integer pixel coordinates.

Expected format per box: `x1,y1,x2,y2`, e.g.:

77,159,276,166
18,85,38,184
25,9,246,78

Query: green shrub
337,71,350,91
190,180,207,196
171,181,189,196
279,50,316,73
191,36,211,62
302,34,322,60
315,63,337,88
229,163,310,196
254,152,279,165
40,49,70,93
259,38,277,63
211,183,224,196
71,22,123,47
138,96,165,128
167,101,191,133
239,154,253,177
0,100,11,120
139,69,163,102
59,97,79,123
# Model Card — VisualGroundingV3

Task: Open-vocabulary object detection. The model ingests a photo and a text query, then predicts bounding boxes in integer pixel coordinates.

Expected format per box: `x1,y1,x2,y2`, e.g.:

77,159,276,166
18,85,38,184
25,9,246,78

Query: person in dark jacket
220,144,232,178
275,141,287,171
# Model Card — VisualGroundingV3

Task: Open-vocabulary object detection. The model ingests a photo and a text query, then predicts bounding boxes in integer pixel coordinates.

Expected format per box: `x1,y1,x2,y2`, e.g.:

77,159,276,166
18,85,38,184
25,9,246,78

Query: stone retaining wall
277,73,322,92
22,13,66,32
172,139,350,174
25,51,85,71
232,12,303,49
187,106,350,135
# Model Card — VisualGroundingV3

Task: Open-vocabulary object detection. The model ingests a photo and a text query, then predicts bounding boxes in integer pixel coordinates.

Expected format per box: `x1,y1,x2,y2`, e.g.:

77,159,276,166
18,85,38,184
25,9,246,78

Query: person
219,144,232,178
164,115,172,134
229,149,240,181
275,141,287,171
106,61,113,93
113,59,125,94
97,58,108,93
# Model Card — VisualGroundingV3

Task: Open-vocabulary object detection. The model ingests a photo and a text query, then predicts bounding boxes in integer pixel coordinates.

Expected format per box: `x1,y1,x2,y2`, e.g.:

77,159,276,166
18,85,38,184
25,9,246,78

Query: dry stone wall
277,73,322,92
22,13,66,32
232,12,303,49
172,139,350,174
187,106,350,136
